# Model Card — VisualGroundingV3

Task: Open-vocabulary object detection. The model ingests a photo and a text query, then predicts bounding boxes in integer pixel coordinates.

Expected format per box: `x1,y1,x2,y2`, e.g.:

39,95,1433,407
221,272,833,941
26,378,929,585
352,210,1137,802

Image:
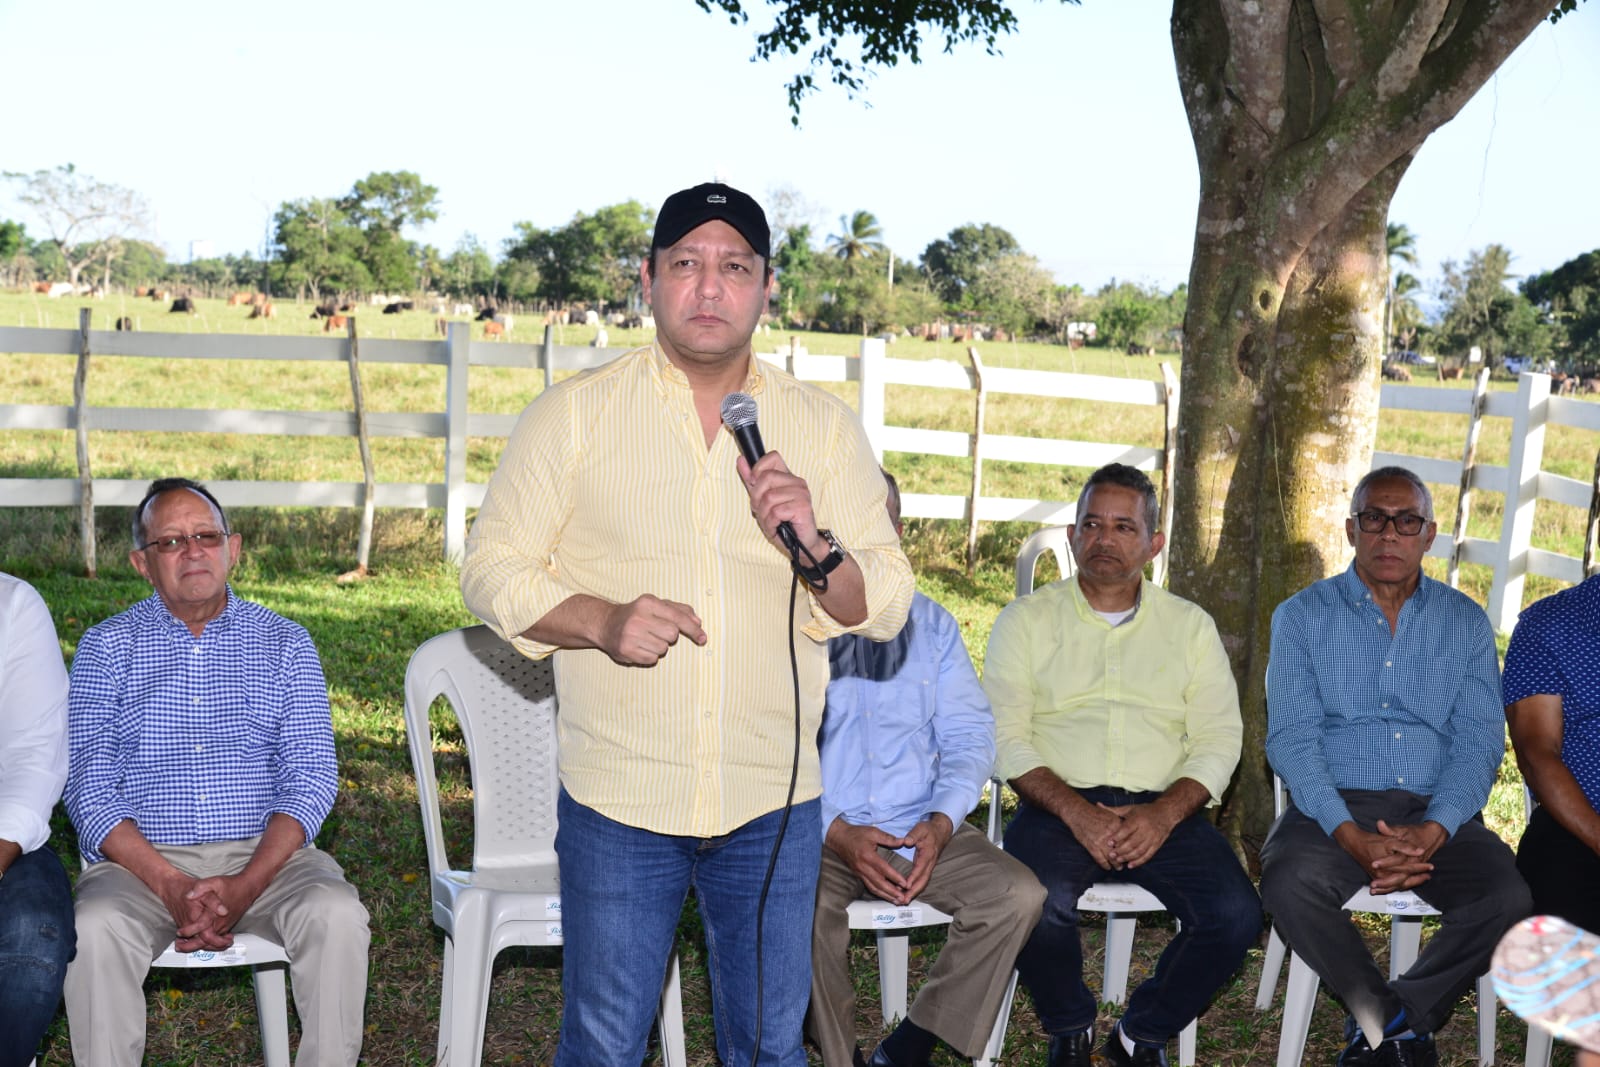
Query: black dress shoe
1374,1034,1438,1067
863,1044,900,1067
1100,1029,1169,1067
1046,1028,1093,1067
852,1048,869,1067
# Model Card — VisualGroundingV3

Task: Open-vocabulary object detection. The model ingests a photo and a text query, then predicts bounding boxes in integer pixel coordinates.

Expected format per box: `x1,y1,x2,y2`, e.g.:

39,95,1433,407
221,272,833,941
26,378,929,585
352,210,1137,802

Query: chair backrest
1014,525,1074,598
403,625,560,876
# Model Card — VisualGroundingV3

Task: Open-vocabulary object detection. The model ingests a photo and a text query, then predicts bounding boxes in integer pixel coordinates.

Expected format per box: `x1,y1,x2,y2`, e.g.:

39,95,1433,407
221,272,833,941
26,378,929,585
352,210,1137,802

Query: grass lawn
3,291,1596,1064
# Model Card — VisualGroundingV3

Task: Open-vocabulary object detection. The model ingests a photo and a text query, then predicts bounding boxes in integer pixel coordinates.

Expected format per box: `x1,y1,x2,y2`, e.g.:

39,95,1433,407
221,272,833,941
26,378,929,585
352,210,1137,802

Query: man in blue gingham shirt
62,478,369,1067
1260,466,1529,1067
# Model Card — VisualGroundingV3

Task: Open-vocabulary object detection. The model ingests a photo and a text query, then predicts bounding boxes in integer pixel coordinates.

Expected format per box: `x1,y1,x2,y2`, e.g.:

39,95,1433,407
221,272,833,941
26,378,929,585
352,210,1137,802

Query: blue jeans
1005,790,1261,1044
553,789,821,1067
0,845,75,1067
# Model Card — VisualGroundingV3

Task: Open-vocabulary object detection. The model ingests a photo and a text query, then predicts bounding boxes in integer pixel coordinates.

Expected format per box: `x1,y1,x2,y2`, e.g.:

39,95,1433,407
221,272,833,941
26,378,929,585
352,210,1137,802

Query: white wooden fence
1,320,1596,630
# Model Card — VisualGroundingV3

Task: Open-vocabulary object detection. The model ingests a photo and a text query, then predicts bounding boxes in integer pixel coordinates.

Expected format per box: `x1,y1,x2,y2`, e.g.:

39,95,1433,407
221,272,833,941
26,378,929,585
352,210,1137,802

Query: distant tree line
5,164,1595,367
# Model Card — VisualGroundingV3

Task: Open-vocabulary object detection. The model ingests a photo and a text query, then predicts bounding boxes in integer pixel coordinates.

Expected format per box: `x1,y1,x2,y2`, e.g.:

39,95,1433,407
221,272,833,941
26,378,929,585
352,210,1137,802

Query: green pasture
2,290,1596,1064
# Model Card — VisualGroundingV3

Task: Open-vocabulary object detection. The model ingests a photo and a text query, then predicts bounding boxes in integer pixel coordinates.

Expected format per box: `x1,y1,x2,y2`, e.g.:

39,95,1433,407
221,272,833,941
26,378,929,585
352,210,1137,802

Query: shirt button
1382,703,1389,709
1385,661,1393,667
1397,777,1405,784
1394,732,1401,739
194,744,204,752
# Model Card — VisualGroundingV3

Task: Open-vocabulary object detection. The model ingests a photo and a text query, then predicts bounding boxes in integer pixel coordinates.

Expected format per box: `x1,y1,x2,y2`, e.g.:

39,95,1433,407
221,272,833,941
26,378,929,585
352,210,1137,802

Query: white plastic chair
845,896,1011,1066
403,625,686,1067
151,934,291,1066
1255,777,1496,1066
990,527,1199,1064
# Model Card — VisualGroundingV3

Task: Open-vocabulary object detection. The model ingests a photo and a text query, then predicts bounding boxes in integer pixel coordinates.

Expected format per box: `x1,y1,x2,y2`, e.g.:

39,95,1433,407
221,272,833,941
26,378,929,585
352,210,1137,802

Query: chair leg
1526,1021,1555,1067
1277,951,1321,1067
974,969,1018,1067
1389,916,1424,981
1102,914,1138,1005
1256,924,1288,1010
657,950,688,1067
1475,972,1496,1066
1177,1017,1197,1067
253,960,292,1067
876,929,911,1025
437,935,456,1067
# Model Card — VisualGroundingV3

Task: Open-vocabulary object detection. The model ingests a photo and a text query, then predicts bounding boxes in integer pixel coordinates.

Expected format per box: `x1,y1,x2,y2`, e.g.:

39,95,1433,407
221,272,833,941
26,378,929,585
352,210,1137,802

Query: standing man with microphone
461,181,913,1067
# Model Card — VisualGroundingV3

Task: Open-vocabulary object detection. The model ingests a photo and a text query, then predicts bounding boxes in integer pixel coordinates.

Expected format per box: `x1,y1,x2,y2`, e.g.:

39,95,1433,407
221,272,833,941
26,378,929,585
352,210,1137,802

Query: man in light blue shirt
807,470,1044,1067
1262,466,1530,1067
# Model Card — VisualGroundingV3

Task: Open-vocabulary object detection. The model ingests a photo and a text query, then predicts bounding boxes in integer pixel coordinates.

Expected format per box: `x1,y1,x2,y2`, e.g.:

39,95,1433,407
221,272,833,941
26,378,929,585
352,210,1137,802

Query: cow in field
1381,363,1412,381
483,320,505,340
170,297,196,314
227,292,252,306
476,306,498,321
114,316,134,331
324,314,348,333
1582,378,1600,395
46,282,74,298
249,302,276,320
312,303,338,319
32,281,52,294
1438,365,1464,381
383,301,411,314
435,317,448,336
453,303,473,317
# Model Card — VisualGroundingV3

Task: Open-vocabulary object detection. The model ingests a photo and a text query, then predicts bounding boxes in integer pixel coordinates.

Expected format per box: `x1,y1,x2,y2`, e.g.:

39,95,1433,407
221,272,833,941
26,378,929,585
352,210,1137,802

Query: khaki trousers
807,823,1045,1064
64,838,370,1067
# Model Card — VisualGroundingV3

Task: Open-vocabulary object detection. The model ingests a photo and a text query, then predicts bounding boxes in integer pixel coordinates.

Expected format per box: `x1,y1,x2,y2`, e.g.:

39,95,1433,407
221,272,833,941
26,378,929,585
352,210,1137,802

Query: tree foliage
1434,244,1552,369
827,210,886,260
503,201,654,307
921,223,1021,305
3,163,151,288
1524,249,1600,368
270,171,441,298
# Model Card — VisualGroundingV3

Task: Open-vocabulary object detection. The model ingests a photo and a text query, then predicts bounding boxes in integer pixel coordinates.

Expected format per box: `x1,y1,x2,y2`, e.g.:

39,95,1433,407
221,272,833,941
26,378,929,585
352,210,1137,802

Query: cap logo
706,194,727,204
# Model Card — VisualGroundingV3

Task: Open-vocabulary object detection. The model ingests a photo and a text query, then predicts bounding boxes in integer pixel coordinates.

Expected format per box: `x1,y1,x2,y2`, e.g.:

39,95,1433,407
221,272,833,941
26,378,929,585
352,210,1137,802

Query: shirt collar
147,584,237,634
1337,560,1430,611
649,341,766,397
1069,576,1144,626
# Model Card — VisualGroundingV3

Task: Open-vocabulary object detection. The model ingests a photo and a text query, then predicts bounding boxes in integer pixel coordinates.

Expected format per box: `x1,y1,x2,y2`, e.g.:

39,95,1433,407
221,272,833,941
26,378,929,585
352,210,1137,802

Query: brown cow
483,320,505,340
435,317,449,336
1582,378,1600,395
1438,365,1464,381
31,282,52,294
324,314,348,333
249,302,276,320
226,292,253,306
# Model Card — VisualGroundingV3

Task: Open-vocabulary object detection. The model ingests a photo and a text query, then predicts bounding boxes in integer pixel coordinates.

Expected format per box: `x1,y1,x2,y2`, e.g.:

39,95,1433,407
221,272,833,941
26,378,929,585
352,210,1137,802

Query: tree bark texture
1166,0,1558,852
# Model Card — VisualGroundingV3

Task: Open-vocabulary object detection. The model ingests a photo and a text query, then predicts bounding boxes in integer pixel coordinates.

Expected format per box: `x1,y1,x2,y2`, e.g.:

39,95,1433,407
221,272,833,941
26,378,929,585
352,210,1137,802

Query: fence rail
2,322,1597,629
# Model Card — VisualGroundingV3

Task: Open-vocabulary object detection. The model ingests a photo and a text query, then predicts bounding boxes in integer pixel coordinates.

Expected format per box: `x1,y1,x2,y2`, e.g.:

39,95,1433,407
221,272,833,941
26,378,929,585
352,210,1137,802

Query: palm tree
1383,222,1419,353
1391,271,1423,351
827,210,885,261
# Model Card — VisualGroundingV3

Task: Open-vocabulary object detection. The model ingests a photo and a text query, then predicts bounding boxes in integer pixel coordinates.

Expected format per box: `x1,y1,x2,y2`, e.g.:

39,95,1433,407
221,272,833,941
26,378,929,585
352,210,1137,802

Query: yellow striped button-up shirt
461,344,913,837
985,577,1241,804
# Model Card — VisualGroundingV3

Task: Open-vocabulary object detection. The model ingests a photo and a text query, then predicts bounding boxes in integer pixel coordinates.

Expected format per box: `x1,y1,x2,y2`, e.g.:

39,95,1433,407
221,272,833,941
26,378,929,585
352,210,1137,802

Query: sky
3,0,1597,301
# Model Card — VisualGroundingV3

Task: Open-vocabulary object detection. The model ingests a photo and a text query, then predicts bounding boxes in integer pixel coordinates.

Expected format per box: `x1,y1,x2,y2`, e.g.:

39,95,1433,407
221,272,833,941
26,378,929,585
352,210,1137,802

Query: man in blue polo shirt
62,478,369,1067
1504,572,1600,933
1262,466,1530,1067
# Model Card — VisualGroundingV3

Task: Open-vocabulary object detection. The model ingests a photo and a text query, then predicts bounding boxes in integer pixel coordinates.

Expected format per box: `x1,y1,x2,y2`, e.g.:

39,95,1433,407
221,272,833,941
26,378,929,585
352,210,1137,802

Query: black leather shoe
863,1044,901,1067
1374,1035,1438,1067
1100,1028,1169,1067
1045,1028,1093,1067
852,1048,870,1067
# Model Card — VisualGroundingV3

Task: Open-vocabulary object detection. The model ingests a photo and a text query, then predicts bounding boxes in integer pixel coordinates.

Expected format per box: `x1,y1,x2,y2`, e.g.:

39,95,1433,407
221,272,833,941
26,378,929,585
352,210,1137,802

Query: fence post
1488,372,1550,632
1448,367,1492,588
858,337,887,462
1155,362,1179,586
966,346,987,576
542,323,555,392
343,317,375,580
74,307,96,578
443,321,470,564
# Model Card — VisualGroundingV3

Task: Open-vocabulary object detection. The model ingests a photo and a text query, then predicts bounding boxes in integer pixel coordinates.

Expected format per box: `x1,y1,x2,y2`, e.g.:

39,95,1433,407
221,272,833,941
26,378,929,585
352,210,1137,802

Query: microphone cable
749,567,804,1066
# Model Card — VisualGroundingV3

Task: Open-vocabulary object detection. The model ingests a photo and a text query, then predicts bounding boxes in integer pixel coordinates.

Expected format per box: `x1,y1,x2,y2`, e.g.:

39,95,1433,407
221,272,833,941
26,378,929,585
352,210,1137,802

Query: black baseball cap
651,182,770,260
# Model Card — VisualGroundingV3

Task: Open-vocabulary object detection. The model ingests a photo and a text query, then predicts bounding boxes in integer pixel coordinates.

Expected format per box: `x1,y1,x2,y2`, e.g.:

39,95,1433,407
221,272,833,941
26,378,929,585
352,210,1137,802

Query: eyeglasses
140,530,227,553
1351,510,1428,536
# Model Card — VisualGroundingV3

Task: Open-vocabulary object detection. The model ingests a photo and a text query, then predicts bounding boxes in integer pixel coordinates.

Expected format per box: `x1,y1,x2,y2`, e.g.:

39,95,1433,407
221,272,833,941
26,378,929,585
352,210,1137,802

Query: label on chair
869,906,925,927
545,896,561,917
171,944,250,966
547,922,564,941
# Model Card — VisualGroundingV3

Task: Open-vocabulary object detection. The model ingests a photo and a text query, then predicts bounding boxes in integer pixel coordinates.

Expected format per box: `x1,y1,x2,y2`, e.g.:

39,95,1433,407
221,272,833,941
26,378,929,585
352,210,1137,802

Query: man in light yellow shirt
983,463,1259,1067
461,181,913,1067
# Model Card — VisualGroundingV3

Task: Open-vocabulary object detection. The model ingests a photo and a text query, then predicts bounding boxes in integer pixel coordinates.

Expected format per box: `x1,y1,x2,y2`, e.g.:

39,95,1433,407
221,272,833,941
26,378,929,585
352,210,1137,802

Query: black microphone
721,392,803,555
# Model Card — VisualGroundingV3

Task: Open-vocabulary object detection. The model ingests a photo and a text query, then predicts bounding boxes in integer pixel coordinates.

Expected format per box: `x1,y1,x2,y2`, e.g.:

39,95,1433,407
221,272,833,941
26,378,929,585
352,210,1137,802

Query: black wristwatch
794,529,847,588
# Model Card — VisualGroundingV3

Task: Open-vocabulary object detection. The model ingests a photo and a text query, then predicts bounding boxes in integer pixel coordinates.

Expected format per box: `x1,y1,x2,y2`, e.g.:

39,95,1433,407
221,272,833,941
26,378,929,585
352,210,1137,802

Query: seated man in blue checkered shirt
61,478,370,1067
1261,466,1531,1067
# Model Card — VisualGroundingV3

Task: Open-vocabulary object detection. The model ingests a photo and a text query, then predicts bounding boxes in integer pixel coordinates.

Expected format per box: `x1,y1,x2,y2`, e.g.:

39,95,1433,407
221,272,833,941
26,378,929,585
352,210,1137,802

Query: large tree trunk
1166,0,1558,856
